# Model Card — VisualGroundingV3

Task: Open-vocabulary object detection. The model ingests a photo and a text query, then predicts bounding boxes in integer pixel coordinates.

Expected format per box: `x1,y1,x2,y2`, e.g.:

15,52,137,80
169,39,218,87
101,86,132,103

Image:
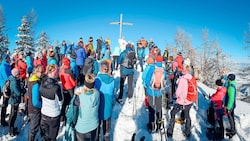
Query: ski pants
8,104,19,131
76,127,98,141
28,113,41,141
1,96,9,123
167,103,192,135
40,114,60,141
97,118,111,141
61,89,74,121
148,95,162,125
118,74,133,99
112,56,119,70
227,108,236,132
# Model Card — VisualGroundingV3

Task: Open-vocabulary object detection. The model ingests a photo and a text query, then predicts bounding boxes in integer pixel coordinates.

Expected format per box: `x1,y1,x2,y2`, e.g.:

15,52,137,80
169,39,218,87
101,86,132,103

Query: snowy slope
1,69,250,141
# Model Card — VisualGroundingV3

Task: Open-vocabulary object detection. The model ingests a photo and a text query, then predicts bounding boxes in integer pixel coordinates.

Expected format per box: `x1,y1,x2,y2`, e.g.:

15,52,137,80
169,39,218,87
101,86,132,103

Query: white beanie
183,58,191,66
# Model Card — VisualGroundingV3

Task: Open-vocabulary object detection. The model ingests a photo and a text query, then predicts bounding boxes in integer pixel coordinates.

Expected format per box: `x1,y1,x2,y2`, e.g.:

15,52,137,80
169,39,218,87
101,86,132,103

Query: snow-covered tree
0,5,9,55
174,28,185,53
15,9,37,54
36,31,50,49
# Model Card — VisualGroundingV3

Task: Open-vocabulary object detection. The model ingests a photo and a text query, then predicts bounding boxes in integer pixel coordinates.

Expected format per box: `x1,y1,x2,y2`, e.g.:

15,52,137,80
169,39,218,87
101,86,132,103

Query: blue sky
1,0,250,63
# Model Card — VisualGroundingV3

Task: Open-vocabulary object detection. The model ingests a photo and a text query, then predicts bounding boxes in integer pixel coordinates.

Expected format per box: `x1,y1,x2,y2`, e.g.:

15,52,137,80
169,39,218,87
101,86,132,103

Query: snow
1,68,250,141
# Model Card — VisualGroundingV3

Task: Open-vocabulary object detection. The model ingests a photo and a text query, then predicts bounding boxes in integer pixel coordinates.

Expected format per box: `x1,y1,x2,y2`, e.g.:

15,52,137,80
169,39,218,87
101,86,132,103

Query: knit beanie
215,79,223,86
84,74,95,89
228,74,236,81
11,68,20,77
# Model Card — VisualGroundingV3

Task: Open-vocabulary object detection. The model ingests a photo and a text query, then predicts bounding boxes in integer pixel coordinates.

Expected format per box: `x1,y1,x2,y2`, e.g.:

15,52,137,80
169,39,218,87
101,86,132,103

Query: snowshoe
175,118,185,125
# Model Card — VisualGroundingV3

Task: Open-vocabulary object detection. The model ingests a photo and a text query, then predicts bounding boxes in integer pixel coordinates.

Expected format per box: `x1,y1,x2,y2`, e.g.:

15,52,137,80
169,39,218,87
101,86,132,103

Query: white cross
109,14,133,39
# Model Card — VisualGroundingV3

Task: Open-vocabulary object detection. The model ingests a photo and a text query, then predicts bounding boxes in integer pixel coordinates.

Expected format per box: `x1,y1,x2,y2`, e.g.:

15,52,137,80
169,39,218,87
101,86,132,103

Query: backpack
64,95,79,141
176,56,184,72
165,61,173,74
3,79,11,98
82,58,94,75
121,50,136,69
150,66,166,90
186,76,198,102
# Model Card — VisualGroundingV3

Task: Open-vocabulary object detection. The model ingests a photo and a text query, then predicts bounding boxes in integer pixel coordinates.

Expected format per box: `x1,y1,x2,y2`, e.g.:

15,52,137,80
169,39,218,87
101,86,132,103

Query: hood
40,77,57,89
182,73,192,80
85,58,94,66
29,74,40,82
98,73,114,84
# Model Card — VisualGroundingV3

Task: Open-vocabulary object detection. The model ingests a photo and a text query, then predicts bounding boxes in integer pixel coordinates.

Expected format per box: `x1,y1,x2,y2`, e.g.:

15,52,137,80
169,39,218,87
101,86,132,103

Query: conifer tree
0,5,9,55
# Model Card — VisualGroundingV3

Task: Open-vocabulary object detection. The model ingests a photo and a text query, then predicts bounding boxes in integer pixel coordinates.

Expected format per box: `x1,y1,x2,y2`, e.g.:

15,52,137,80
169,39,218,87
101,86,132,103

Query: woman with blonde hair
40,64,63,141
75,74,100,141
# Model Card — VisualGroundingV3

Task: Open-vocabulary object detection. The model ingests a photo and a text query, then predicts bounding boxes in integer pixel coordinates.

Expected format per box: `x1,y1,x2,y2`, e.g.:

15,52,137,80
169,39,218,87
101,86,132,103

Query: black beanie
215,79,223,86
228,74,236,81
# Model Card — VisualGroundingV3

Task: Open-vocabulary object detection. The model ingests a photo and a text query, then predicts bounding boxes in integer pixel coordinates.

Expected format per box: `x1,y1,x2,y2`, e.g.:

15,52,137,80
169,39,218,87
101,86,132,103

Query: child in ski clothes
144,56,169,131
210,79,227,139
27,65,43,141
59,57,77,122
100,50,114,75
40,64,63,141
117,43,136,103
95,61,115,141
167,59,195,138
224,74,237,136
8,68,22,136
142,57,155,109
0,54,11,126
75,74,100,141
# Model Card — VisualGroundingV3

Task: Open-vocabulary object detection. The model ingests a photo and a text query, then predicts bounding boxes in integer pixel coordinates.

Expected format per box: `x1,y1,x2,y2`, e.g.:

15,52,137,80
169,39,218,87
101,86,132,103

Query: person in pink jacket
167,58,196,138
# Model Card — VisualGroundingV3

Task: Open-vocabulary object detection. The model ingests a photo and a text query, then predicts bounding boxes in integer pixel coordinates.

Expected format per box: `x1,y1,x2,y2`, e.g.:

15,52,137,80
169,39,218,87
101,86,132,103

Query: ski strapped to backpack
3,79,11,98
150,66,166,90
186,76,198,102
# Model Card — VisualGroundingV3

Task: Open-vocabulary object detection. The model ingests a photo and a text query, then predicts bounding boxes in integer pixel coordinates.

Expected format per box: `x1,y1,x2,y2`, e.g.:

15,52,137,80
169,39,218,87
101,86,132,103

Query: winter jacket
144,62,169,97
225,80,236,110
16,59,27,79
33,58,43,67
83,57,99,76
175,55,184,72
60,44,67,55
60,64,77,90
95,73,114,120
40,76,63,117
25,55,34,73
211,87,227,110
142,64,155,87
96,39,102,53
101,42,107,55
8,75,22,105
75,89,100,134
112,46,121,56
221,75,228,87
0,59,11,91
175,72,193,105
74,46,87,66
118,47,135,76
42,52,47,70
48,57,58,65
28,74,42,114
70,57,79,79
87,43,95,55
137,47,145,59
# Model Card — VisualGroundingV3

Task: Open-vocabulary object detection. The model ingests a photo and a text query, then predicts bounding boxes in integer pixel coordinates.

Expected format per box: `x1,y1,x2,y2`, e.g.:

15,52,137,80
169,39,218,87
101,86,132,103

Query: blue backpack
63,95,79,141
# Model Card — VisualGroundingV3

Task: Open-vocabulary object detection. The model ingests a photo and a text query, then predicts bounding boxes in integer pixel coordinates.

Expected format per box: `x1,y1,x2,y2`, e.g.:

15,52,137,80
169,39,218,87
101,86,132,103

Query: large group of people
0,36,237,140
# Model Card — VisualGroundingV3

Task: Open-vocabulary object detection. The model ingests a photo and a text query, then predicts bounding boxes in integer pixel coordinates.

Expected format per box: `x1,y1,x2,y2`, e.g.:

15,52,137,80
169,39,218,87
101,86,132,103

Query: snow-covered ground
1,68,250,141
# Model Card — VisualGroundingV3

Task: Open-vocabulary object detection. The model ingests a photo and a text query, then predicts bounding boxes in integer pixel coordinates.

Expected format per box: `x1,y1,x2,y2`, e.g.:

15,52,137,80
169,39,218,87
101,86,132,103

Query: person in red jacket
59,57,77,122
210,79,227,139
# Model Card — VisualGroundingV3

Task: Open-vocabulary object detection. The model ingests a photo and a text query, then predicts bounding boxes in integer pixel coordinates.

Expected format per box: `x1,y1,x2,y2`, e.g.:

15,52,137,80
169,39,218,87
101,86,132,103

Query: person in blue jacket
144,56,170,132
74,42,87,85
136,41,146,72
25,52,34,78
0,54,11,126
95,61,115,141
75,74,100,141
27,65,43,141
70,52,79,79
117,43,136,104
60,40,68,63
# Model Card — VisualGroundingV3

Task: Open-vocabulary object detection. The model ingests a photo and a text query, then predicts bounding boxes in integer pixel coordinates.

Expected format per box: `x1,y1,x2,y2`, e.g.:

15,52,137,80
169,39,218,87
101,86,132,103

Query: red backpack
187,76,198,102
